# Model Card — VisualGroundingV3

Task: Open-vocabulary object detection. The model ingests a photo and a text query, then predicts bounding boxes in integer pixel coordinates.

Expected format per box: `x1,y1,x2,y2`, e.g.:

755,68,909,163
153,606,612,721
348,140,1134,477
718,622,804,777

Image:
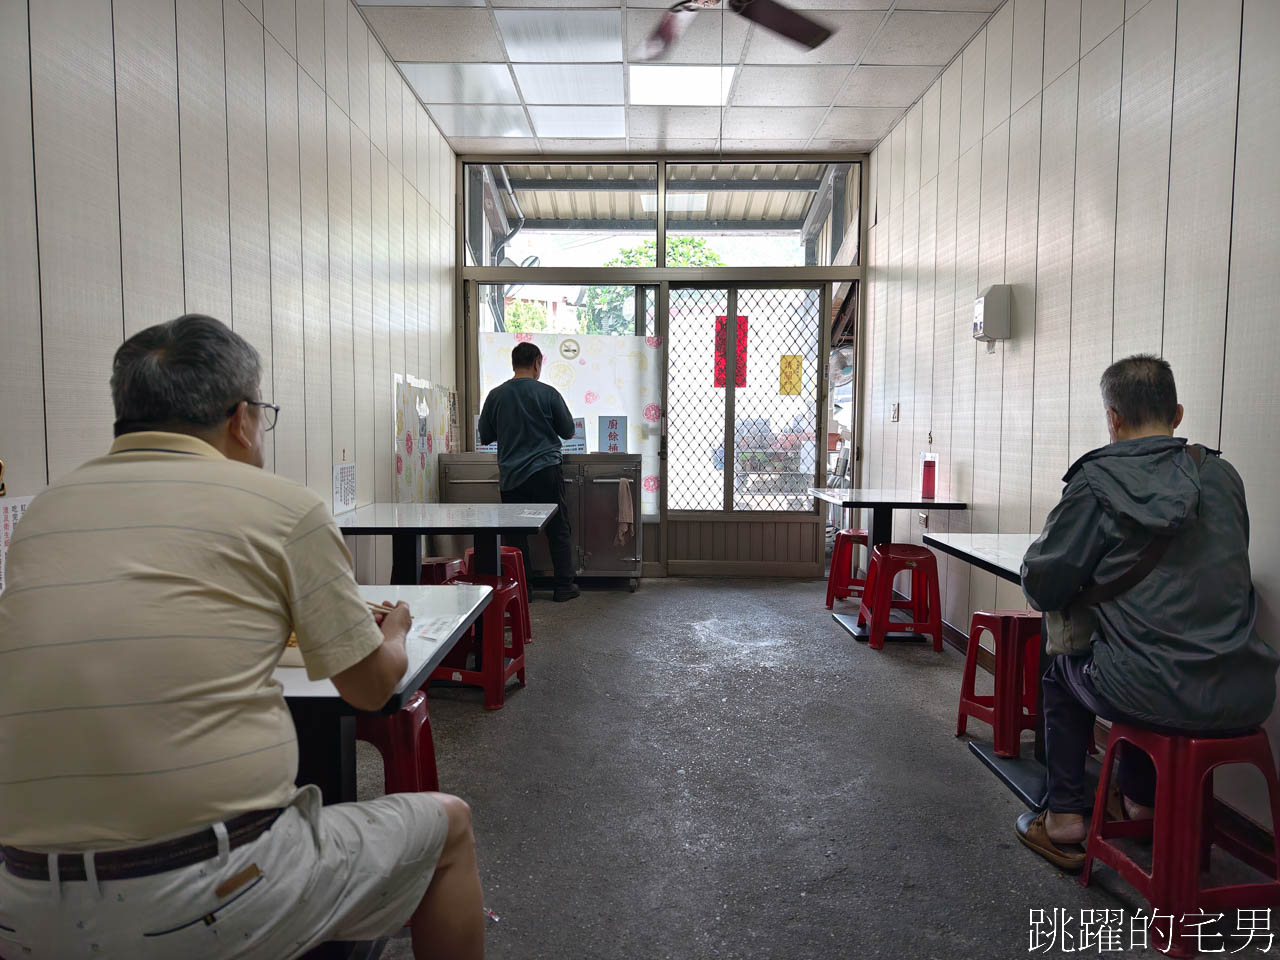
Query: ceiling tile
627,137,723,152
514,63,624,103
630,65,736,106
399,62,520,104
814,105,901,139
730,64,852,107
362,8,506,61
538,138,629,151
625,11,749,64
808,138,877,152
861,10,988,65
722,106,827,139
628,105,722,138
896,0,1002,10
495,10,623,62
743,11,881,64
448,136,540,153
491,0,617,5
360,0,484,6
717,138,815,152
836,64,938,107
529,105,626,137
427,103,532,137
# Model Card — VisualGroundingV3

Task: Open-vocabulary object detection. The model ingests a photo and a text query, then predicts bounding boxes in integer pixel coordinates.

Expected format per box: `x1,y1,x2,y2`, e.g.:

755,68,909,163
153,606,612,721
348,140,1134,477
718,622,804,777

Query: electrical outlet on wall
918,512,928,528
891,402,900,422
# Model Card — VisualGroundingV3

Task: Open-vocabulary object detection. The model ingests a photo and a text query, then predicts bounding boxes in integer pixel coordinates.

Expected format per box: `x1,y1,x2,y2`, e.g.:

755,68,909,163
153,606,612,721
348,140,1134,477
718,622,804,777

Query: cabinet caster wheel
628,578,638,593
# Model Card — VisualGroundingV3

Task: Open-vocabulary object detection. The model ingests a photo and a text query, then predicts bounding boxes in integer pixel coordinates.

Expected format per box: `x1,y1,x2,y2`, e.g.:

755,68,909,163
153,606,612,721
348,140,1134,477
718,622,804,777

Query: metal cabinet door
439,460,502,504
580,462,642,576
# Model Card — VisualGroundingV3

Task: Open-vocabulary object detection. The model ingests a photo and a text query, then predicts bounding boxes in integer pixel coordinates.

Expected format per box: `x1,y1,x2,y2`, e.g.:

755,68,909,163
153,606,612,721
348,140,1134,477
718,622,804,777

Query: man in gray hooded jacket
1014,355,1279,871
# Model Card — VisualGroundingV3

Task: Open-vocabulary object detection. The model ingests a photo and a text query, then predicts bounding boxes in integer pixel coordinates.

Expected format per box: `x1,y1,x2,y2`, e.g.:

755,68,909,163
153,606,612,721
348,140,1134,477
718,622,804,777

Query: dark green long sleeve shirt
478,376,575,490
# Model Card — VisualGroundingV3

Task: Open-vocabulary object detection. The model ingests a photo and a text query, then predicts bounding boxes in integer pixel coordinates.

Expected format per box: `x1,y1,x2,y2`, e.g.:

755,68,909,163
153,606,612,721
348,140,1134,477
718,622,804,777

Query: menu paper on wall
333,462,357,515
0,496,35,594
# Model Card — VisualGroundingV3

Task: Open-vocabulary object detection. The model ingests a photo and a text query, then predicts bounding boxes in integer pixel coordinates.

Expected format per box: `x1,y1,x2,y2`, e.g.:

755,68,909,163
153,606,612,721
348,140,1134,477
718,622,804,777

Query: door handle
592,478,625,484
450,479,499,485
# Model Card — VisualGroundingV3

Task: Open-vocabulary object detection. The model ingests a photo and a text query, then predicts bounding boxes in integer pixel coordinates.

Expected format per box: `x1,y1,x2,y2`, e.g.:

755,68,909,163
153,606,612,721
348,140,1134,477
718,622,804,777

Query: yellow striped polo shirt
0,432,384,849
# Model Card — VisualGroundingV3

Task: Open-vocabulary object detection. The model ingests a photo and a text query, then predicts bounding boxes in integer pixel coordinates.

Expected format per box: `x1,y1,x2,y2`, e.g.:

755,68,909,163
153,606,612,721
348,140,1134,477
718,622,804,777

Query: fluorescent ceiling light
629,65,735,106
528,105,625,138
641,193,708,212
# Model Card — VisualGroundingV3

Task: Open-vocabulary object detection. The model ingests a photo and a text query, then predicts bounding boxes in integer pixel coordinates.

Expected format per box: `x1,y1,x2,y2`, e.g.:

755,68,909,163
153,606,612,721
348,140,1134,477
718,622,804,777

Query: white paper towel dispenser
973,284,1011,342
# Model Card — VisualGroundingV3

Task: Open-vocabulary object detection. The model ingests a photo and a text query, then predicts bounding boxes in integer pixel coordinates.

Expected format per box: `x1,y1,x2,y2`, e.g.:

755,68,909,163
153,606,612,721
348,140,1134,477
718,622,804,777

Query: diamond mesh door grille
731,287,821,511
667,288,729,511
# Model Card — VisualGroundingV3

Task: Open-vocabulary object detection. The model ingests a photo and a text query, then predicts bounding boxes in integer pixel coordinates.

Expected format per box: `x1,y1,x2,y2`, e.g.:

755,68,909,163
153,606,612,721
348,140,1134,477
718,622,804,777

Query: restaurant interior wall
0,0,459,585
859,0,1280,826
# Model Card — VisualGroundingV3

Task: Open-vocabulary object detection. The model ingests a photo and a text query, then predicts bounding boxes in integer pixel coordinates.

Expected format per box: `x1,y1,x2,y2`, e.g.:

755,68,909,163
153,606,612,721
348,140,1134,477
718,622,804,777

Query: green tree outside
503,298,549,333
580,236,725,335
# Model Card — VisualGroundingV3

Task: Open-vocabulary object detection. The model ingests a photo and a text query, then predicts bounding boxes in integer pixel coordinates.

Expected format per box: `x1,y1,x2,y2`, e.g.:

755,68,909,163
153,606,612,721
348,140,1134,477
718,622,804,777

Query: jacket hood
1063,435,1202,533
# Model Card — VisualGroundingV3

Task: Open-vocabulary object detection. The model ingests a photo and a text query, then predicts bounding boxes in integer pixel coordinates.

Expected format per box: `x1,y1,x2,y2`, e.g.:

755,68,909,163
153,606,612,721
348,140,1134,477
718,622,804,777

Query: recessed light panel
513,64,624,105
400,63,521,104
528,105,625,138
629,65,736,106
495,10,623,62
427,104,532,138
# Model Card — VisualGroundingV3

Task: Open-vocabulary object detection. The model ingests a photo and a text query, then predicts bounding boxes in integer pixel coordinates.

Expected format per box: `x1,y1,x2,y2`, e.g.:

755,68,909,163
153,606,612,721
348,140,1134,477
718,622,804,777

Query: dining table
810,486,967,641
922,532,1051,809
335,502,557,583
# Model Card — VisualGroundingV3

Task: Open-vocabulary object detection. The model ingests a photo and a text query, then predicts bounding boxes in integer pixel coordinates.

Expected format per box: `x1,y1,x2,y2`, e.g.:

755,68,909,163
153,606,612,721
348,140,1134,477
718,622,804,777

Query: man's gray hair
1099,354,1179,428
111,315,262,436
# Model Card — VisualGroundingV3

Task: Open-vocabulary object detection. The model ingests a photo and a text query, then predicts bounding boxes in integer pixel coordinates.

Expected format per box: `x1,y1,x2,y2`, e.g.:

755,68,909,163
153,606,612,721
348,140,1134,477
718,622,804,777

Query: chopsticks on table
366,600,398,616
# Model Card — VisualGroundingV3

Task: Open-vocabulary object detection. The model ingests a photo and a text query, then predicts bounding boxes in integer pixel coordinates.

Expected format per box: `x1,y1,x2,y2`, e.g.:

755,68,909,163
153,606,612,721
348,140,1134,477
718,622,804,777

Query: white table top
922,532,1039,583
275,584,492,710
334,501,555,534
809,487,968,509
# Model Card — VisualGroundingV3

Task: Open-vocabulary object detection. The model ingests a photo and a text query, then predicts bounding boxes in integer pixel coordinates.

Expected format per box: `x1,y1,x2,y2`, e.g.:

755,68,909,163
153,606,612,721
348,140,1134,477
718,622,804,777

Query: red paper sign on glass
714,315,748,388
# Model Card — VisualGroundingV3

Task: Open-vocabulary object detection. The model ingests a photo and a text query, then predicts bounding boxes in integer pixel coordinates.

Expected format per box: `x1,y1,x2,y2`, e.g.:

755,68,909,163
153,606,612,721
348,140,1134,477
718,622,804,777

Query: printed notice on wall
562,418,587,454
0,496,35,594
599,415,628,453
333,462,357,515
474,415,497,453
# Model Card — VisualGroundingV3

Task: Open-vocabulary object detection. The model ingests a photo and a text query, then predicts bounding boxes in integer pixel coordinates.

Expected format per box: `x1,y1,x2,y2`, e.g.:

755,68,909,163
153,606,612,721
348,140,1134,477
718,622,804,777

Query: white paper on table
0,496,36,594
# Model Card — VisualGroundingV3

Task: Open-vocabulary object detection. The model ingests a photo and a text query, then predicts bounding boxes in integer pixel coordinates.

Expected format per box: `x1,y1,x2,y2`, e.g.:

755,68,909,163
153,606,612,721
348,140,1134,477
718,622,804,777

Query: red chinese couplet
714,315,748,388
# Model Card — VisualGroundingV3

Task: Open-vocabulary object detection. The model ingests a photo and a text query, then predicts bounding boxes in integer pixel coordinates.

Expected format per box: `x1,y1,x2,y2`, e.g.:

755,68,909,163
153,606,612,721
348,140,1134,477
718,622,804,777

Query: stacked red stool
1081,724,1280,957
432,572,529,710
354,690,439,793
825,528,869,609
955,610,1041,757
420,557,463,585
855,543,942,651
463,545,532,643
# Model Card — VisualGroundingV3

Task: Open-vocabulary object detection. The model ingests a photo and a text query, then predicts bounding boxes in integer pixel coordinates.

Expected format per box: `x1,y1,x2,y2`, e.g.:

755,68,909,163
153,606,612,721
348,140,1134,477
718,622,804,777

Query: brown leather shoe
1016,810,1086,872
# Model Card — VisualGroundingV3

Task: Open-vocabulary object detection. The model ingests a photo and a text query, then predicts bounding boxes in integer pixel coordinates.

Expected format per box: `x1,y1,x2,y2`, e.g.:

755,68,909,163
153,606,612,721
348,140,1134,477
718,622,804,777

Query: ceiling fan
636,0,833,61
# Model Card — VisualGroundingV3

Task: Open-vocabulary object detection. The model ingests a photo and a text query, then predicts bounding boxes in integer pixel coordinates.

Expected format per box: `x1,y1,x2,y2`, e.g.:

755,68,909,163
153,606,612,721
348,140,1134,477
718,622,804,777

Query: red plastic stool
1081,723,1280,957
825,528,869,609
956,610,1041,758
432,574,528,710
354,690,439,793
855,544,942,651
464,546,532,643
420,557,463,585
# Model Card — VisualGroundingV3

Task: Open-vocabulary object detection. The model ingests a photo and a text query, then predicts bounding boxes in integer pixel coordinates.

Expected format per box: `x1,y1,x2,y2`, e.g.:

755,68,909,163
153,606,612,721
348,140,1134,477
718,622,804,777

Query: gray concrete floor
361,578,1178,960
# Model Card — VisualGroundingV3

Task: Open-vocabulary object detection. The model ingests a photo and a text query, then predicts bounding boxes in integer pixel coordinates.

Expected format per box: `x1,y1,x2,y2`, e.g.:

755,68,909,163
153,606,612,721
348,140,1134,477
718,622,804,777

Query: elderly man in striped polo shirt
0,315,484,959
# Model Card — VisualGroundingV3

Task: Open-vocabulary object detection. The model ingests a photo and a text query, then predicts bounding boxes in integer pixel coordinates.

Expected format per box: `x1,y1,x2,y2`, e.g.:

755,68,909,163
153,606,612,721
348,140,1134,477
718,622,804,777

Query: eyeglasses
227,399,281,432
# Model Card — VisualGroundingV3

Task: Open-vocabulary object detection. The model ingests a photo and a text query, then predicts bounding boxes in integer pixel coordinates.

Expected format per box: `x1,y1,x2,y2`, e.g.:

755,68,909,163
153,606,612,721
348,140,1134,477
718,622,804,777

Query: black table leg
832,505,931,644
390,531,423,586
472,532,501,578
869,505,893,550
289,703,356,805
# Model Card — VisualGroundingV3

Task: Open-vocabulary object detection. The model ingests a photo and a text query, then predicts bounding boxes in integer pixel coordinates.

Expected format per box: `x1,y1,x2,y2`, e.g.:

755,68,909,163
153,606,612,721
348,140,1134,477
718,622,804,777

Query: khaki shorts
0,785,448,959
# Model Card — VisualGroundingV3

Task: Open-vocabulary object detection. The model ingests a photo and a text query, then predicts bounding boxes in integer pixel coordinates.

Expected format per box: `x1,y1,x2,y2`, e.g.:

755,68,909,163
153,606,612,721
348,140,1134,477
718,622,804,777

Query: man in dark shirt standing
478,342,579,602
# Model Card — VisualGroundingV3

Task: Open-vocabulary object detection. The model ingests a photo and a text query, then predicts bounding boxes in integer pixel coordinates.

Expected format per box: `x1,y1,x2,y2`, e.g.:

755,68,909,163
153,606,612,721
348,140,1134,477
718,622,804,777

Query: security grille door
667,285,822,514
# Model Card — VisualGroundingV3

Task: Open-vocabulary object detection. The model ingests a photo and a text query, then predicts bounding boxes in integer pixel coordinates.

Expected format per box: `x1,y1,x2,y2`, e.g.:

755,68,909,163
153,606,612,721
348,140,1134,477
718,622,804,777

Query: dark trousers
500,464,575,587
1043,654,1158,814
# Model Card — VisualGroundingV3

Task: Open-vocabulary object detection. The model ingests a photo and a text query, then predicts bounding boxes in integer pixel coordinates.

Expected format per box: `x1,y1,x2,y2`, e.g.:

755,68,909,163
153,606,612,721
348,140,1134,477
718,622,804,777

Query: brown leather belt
1,808,284,883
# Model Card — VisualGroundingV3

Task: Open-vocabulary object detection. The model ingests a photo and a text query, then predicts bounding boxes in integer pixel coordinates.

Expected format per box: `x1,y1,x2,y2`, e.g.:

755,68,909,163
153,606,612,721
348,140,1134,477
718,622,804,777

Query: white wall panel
403,176,420,380
389,169,406,390
1067,30,1121,463
351,123,375,510
1220,0,1280,796
894,190,919,544
113,0,185,335
996,95,1041,609
263,0,295,56
938,59,963,170
882,201,902,495
295,0,325,87
1029,65,1078,529
1010,0,1045,113
224,0,274,472
0,0,47,494
347,5,370,136
325,0,349,114
1080,0,1123,57
875,145,890,227
329,98,356,478
401,84,417,191
1161,0,1241,448
1111,0,1175,360
958,30,986,156
983,1,1014,134
176,0,232,320
417,107,432,205
299,71,332,496
386,69,404,175
903,102,922,200
419,194,434,383
868,149,880,225
1042,0,1081,86
30,0,123,480
930,159,959,618
369,34,387,160
912,177,938,534
371,149,392,581
889,121,904,213
264,35,306,486
920,82,941,186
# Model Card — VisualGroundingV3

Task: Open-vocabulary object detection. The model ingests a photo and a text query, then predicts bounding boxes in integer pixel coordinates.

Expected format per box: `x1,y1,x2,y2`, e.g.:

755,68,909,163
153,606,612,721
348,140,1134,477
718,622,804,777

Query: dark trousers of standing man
500,464,575,587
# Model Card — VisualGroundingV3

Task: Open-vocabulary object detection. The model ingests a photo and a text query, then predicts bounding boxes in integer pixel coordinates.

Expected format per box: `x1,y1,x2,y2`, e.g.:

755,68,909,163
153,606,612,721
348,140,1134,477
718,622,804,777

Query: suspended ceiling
358,0,1002,155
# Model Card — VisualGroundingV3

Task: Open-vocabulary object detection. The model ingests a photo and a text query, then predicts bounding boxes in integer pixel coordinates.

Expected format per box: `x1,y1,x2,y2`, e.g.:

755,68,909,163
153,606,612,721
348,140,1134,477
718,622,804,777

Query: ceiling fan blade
728,0,832,49
633,4,700,61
